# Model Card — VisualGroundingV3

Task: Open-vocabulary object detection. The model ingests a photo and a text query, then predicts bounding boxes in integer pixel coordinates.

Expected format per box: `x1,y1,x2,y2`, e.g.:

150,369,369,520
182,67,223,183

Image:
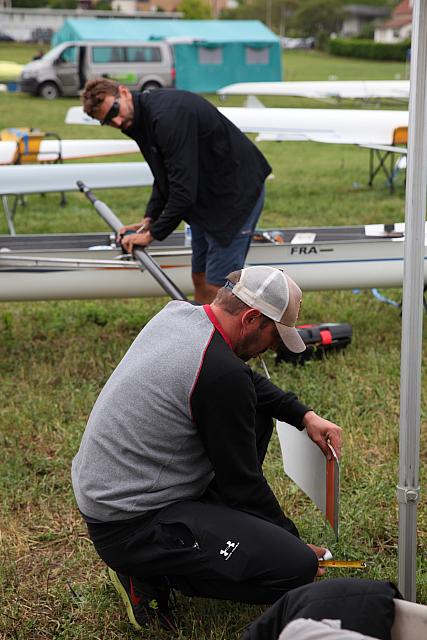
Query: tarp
52,18,282,92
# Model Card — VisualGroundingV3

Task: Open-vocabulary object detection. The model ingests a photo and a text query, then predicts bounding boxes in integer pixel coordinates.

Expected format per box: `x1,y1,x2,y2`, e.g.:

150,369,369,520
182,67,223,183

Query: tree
220,0,299,35
49,0,78,8
12,1,46,6
177,0,211,19
288,0,344,41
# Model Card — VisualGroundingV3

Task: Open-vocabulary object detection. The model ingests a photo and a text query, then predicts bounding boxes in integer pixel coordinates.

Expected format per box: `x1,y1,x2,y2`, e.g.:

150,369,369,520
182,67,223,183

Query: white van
20,40,175,99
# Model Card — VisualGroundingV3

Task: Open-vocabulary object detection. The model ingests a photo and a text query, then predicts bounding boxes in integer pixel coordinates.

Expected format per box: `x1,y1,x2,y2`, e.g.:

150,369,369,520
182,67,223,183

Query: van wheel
141,81,161,93
39,82,60,100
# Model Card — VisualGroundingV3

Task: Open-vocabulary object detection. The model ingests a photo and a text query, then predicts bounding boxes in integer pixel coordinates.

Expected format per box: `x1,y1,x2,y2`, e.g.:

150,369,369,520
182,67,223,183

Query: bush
328,38,411,61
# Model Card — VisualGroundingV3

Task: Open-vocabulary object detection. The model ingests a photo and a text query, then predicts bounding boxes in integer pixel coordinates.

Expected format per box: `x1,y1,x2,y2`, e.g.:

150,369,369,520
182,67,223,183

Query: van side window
59,46,78,64
126,47,162,63
198,47,222,65
245,47,269,65
92,47,126,64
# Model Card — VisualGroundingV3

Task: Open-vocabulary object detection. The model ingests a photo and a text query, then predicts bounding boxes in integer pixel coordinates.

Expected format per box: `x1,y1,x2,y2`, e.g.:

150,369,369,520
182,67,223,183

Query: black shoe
108,568,178,632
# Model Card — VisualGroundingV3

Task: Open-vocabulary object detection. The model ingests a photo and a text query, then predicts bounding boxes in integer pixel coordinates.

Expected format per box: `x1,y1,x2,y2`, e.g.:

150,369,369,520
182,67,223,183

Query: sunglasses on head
100,97,120,126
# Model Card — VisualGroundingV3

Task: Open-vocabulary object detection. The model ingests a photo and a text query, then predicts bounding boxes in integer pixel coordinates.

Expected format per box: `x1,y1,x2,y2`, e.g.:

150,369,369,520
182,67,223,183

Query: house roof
381,15,412,29
394,0,412,17
342,4,390,18
376,0,412,32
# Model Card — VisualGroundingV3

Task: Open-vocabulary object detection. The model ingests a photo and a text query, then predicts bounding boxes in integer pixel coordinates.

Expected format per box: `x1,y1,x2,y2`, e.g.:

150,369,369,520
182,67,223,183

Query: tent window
92,47,126,64
126,47,162,63
245,47,269,65
198,47,222,65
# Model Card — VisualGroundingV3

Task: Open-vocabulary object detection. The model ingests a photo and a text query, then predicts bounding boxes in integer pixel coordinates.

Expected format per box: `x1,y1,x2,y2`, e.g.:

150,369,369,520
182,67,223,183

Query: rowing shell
66,105,409,146
0,139,139,165
0,223,425,302
217,80,410,101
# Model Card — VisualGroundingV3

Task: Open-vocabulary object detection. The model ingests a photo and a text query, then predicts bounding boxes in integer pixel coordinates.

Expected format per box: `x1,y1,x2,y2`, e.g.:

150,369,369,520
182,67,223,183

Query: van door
54,44,80,95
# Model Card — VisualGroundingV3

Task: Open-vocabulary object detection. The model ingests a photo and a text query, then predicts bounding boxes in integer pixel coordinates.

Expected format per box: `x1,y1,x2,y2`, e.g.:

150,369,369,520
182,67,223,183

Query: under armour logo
219,540,240,560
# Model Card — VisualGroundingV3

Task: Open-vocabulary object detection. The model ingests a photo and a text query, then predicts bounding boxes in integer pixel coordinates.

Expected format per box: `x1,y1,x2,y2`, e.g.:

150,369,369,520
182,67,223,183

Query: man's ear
119,84,130,98
241,308,262,330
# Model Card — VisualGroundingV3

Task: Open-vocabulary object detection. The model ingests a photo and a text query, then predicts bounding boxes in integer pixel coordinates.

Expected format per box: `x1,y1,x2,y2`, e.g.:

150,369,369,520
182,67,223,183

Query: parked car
19,40,175,99
0,31,14,42
280,37,315,49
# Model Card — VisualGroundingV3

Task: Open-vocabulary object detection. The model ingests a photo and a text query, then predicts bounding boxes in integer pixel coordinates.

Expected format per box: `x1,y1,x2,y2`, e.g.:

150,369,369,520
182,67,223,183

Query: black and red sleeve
190,333,296,530
252,371,311,430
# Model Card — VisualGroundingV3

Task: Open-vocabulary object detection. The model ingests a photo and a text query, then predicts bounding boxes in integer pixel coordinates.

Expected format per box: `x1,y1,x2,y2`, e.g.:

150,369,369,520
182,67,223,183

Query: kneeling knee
299,547,319,583
276,544,319,588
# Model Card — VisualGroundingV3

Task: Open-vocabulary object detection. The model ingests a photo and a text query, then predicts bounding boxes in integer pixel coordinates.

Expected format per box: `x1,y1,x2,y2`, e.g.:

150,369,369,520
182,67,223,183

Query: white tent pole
398,0,427,601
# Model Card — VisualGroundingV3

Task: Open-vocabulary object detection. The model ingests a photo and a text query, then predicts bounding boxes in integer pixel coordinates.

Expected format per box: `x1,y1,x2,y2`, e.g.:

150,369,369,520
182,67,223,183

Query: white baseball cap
226,266,306,353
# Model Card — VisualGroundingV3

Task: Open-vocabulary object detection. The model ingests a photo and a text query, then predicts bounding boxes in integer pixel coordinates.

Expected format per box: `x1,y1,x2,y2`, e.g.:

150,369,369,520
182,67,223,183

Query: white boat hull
0,139,139,165
0,162,153,195
217,80,410,101
219,107,409,145
65,105,409,146
0,224,425,302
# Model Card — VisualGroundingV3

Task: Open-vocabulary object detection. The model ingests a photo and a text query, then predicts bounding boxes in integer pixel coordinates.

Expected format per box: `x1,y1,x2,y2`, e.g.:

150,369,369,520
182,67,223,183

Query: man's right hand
117,218,152,245
302,411,342,460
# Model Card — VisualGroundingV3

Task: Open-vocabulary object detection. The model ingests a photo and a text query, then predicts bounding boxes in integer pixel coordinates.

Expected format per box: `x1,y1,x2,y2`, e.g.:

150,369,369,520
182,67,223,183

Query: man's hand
302,411,342,459
307,543,328,577
117,217,152,251
120,230,153,253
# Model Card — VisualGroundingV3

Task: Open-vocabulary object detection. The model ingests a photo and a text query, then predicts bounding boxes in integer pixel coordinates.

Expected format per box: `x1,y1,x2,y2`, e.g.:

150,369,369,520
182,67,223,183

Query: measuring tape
319,560,366,569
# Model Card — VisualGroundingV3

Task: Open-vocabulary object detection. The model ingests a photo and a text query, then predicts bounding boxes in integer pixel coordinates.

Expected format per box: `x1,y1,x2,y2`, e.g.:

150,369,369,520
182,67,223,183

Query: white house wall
375,24,412,43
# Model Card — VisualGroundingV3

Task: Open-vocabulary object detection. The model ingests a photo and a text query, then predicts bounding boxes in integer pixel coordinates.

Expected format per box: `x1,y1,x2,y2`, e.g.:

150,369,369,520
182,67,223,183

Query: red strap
320,329,333,345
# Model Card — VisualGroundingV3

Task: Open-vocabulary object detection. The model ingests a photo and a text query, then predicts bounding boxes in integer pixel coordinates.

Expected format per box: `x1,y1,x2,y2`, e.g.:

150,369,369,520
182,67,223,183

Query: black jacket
124,89,271,246
241,578,402,640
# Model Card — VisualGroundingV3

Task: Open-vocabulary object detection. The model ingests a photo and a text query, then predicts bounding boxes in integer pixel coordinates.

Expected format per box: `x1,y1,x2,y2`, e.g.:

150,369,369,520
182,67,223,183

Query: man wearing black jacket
72,266,342,633
82,79,271,302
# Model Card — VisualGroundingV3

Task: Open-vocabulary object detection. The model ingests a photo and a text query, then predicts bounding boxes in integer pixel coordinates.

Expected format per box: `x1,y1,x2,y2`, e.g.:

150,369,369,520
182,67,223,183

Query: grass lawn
0,42,36,65
0,47,426,639
282,49,408,82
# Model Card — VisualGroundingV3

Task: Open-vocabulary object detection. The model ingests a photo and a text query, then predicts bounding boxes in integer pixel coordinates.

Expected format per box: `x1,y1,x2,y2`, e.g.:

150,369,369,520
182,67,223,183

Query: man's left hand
120,230,153,253
302,411,342,459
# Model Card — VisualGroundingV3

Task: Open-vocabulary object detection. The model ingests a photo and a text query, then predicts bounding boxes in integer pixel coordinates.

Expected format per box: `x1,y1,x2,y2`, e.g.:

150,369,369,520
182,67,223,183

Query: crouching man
71,266,342,632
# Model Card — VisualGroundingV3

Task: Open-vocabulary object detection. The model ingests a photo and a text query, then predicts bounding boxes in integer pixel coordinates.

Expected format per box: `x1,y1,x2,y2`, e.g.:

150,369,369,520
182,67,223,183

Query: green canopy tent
52,18,282,93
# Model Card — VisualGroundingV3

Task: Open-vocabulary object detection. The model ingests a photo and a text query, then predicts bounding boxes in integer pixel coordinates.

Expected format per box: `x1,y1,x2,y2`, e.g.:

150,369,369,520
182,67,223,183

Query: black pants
86,415,318,605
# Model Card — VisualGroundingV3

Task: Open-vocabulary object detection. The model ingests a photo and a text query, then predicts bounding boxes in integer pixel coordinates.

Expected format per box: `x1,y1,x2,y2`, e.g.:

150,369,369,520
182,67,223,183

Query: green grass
0,47,426,639
0,42,36,65
282,49,408,82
